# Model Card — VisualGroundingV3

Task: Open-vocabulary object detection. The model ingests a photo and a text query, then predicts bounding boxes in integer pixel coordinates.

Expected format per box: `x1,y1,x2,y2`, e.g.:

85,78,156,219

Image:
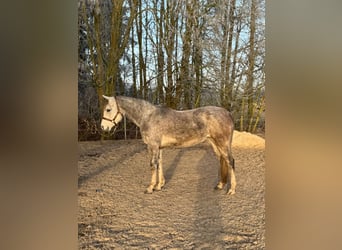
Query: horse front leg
155,149,165,191
145,146,159,194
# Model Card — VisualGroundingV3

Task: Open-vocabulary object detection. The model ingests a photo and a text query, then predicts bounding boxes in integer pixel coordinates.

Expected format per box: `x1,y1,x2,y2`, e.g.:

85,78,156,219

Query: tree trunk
225,0,236,109
179,0,193,109
156,0,165,104
165,0,177,108
105,0,137,97
131,27,137,97
193,1,203,108
245,0,257,131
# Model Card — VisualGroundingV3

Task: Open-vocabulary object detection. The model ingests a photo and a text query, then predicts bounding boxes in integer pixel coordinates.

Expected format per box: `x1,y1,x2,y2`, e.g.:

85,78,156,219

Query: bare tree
178,0,194,109
78,0,265,140
79,0,137,110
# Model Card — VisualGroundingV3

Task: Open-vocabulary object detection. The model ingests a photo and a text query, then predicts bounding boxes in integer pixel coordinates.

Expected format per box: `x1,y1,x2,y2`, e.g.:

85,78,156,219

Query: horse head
101,95,123,132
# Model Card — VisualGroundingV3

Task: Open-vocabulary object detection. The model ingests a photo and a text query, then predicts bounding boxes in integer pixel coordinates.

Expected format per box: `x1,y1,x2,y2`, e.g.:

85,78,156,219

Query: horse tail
227,116,235,171
220,156,229,184
228,153,235,171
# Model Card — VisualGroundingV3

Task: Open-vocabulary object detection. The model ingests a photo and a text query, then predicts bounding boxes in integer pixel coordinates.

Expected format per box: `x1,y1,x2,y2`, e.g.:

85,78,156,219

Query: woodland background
78,0,265,140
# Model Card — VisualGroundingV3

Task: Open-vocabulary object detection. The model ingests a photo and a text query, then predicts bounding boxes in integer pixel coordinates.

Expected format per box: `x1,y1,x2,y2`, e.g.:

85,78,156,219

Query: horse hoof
227,189,235,195
144,189,153,194
214,183,224,190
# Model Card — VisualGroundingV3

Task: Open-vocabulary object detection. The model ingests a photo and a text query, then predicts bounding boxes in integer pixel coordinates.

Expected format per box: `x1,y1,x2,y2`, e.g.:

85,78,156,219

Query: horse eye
106,109,111,112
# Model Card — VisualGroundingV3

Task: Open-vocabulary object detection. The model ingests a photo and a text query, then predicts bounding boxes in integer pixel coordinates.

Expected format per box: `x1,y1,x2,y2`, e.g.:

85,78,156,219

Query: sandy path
78,131,265,249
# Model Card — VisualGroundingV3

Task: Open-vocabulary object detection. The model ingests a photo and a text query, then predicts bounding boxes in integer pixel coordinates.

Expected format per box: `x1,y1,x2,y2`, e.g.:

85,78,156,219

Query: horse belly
160,134,206,148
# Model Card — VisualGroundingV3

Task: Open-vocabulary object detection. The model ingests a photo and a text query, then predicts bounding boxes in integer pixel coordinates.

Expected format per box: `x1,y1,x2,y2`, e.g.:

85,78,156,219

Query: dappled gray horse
101,95,236,195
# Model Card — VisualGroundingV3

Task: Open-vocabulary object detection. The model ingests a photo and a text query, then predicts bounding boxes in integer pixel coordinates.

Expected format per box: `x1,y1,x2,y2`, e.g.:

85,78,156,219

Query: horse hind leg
209,140,228,190
227,151,236,195
212,144,236,195
214,156,228,190
215,155,236,195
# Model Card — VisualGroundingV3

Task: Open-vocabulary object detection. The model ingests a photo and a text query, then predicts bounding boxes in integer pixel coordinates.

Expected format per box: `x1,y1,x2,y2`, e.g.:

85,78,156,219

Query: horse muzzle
100,120,115,132
101,125,110,131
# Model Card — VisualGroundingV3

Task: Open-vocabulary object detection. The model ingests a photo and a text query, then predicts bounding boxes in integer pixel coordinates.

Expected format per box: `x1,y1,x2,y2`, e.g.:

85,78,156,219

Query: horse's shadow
164,150,185,183
78,146,145,187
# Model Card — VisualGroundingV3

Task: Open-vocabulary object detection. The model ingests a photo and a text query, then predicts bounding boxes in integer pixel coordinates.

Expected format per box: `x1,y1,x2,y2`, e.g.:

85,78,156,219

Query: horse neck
116,96,155,127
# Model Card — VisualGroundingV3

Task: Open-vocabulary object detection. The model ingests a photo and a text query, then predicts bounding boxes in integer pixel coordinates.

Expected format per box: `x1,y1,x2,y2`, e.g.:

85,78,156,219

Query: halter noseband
102,98,122,127
102,112,121,127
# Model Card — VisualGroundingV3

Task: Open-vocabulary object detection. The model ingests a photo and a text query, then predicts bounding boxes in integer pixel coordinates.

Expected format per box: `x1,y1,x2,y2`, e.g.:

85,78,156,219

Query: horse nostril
101,125,104,130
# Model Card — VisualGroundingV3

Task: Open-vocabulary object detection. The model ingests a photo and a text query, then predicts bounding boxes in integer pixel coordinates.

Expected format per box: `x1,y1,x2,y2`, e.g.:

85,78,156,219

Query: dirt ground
78,131,265,249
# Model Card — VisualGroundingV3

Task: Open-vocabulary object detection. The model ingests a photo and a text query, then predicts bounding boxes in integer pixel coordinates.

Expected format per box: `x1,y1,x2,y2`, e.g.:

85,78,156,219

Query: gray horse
101,95,236,195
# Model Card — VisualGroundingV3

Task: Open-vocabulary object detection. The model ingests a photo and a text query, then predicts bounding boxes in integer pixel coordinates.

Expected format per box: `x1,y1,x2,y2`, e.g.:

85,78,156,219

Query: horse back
140,106,233,148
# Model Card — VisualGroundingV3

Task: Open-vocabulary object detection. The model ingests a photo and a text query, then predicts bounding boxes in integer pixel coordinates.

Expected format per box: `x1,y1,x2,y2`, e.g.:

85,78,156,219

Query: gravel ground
78,131,265,249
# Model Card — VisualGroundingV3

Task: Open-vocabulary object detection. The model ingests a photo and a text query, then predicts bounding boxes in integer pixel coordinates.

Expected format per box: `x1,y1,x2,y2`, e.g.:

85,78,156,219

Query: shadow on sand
78,146,145,187
163,150,185,183
192,149,226,247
